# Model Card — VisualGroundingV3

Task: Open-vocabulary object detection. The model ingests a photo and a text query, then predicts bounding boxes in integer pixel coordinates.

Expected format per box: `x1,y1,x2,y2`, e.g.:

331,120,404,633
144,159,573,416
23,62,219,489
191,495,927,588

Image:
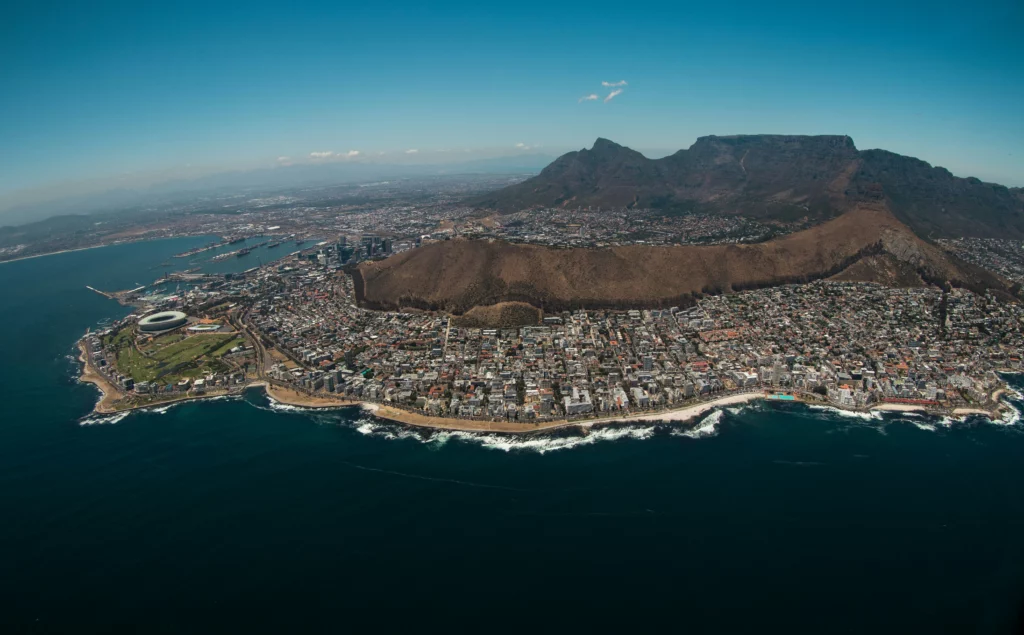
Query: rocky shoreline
77,340,1008,433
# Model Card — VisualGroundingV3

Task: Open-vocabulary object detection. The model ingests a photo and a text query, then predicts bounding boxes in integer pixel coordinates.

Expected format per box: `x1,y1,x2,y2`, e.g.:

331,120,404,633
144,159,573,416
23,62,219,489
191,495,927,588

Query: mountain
474,136,1024,238
355,204,1012,316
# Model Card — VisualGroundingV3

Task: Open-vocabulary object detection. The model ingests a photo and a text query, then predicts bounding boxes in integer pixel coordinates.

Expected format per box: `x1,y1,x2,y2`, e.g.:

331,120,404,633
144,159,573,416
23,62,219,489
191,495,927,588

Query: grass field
113,332,246,384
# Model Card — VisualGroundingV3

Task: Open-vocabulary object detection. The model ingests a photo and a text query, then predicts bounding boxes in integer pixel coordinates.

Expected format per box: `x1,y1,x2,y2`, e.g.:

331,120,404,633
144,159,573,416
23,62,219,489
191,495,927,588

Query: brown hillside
357,206,1010,313
453,302,542,328
828,254,926,287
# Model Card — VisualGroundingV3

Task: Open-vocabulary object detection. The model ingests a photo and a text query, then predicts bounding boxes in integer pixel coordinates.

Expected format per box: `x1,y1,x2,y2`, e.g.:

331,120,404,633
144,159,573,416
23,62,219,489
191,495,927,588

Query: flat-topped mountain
474,135,1024,238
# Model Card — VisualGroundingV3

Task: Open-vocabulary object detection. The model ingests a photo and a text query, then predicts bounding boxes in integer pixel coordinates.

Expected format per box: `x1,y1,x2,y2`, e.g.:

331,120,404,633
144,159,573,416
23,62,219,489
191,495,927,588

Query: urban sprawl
81,216,1024,425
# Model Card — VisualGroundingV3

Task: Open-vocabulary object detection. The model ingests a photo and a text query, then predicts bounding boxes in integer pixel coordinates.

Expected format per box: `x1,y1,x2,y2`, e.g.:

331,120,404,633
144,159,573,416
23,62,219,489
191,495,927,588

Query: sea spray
79,411,131,426
806,404,883,421
351,417,659,453
673,408,723,439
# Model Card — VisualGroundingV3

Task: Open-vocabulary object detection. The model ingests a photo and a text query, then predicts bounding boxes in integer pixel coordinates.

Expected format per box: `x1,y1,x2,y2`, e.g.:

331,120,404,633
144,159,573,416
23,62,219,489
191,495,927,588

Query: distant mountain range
362,135,1024,317
0,154,554,227
475,136,1024,239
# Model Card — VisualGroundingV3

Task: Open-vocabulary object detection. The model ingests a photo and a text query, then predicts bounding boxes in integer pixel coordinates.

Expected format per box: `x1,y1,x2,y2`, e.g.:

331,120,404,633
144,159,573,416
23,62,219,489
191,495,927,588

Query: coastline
871,403,931,413
0,232,218,266
1,241,139,266
254,381,364,409
77,338,1008,432
160,384,1014,433
76,341,124,413
600,392,763,424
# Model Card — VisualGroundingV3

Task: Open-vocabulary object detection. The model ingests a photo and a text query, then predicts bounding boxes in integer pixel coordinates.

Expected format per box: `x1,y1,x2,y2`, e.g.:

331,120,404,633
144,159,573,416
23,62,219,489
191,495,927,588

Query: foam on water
726,404,756,416
266,401,327,413
80,411,131,426
245,395,357,415
351,417,657,453
476,425,656,453
139,394,241,415
807,404,883,421
263,394,366,414
998,401,1022,427
673,409,723,439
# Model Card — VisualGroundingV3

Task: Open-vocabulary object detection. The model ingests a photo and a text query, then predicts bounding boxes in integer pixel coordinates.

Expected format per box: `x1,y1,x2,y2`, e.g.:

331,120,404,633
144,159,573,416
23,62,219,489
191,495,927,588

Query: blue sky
2,0,1022,211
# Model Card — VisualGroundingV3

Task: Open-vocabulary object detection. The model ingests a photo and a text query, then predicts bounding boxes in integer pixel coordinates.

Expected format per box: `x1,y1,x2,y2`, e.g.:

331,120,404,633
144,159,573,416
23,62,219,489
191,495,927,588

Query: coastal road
235,311,270,379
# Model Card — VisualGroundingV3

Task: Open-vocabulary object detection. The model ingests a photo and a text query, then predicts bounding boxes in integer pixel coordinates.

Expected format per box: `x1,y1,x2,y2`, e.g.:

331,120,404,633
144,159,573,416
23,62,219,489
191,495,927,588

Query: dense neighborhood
83,233,1020,423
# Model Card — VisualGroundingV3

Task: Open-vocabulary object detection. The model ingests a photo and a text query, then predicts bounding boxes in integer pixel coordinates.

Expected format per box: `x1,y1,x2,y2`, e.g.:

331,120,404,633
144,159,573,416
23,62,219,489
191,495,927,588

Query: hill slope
474,136,1024,238
357,205,1010,313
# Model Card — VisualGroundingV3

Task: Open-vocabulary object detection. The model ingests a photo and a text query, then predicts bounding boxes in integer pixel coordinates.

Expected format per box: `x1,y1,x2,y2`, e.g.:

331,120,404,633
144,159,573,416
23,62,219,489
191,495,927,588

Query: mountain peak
473,134,1024,238
591,137,624,150
583,138,646,163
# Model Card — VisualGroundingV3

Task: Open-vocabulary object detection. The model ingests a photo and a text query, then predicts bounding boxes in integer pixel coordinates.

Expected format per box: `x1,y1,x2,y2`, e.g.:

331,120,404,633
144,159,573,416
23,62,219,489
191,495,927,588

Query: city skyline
2,0,1023,218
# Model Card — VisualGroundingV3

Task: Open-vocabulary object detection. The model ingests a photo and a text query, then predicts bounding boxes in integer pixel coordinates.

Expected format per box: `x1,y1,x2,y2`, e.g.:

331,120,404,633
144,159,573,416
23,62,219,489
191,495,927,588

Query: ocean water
2,239,1024,633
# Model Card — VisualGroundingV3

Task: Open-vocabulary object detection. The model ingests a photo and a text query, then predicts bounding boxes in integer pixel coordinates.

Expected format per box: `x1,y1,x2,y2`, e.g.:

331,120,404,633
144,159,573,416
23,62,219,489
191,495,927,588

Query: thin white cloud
276,156,293,166
405,148,419,154
602,80,627,87
515,142,532,150
604,89,623,103
309,151,335,159
346,150,361,158
578,93,599,103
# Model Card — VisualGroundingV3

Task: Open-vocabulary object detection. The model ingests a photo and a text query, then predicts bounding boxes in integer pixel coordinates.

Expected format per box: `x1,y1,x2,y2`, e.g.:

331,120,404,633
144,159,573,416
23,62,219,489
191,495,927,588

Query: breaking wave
998,400,1022,427
265,400,332,413
243,393,359,415
140,394,242,415
806,404,883,421
75,382,1024,449
350,418,658,453
672,409,724,439
80,411,131,426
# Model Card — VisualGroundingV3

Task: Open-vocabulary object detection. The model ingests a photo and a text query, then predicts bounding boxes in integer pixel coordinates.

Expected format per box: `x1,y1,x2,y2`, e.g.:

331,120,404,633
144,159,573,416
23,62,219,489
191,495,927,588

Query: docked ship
236,247,253,258
266,241,281,249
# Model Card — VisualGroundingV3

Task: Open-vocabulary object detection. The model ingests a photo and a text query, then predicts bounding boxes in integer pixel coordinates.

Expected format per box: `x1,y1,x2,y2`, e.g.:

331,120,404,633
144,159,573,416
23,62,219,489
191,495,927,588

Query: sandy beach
77,341,124,413
871,403,929,413
601,392,763,424
363,403,571,432
257,381,363,409
336,392,769,433
77,341,1009,431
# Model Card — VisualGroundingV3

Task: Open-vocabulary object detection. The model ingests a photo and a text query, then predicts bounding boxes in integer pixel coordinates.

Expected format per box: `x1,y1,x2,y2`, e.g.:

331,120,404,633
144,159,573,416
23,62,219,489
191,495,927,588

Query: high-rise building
361,235,383,256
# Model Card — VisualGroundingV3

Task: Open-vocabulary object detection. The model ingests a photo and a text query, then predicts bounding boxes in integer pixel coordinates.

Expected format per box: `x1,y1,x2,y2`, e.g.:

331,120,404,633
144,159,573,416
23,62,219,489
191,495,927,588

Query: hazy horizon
3,0,1023,219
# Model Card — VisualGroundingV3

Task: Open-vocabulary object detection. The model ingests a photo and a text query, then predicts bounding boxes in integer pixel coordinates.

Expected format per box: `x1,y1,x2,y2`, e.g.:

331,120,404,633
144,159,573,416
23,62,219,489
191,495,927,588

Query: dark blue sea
3,237,1024,634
